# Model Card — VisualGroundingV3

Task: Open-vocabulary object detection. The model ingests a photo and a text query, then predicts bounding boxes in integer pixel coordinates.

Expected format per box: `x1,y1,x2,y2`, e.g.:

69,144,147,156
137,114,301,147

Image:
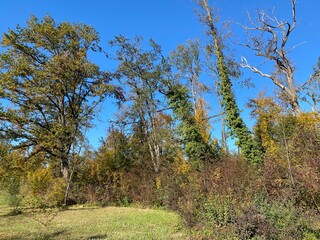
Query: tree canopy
0,16,121,178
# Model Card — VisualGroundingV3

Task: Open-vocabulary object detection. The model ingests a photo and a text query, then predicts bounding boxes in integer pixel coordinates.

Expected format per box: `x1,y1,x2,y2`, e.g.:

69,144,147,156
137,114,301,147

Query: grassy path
0,205,187,239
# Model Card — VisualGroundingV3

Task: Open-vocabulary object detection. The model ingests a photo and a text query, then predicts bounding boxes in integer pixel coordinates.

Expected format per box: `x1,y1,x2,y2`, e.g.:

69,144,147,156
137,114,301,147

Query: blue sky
1,0,320,148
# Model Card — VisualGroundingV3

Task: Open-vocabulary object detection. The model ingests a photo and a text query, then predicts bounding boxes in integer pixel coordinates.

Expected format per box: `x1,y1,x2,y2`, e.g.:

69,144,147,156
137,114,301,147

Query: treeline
0,0,319,239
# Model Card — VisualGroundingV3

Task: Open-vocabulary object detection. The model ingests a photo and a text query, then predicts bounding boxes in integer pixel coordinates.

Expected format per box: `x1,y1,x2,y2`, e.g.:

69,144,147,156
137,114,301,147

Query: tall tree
240,0,303,115
0,16,120,178
204,43,228,152
110,36,169,173
170,39,217,163
165,83,218,167
195,0,261,163
170,39,206,115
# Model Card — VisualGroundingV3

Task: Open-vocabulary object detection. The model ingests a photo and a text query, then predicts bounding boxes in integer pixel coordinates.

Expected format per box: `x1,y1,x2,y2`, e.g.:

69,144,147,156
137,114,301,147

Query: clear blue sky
1,0,319,148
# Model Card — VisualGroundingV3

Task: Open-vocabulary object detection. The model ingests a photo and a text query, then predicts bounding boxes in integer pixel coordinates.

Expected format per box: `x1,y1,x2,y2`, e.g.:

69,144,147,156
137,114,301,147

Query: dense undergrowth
1,113,320,239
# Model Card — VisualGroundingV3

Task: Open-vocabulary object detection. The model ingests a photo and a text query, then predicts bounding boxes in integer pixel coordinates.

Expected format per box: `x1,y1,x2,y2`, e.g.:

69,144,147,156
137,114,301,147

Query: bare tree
241,0,304,115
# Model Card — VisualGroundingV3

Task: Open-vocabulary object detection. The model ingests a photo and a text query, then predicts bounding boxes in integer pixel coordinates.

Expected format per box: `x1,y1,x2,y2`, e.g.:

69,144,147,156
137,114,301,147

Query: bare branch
240,56,288,92
241,0,301,114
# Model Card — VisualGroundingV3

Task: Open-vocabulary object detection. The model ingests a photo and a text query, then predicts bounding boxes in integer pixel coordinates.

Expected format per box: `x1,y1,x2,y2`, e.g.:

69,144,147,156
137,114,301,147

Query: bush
26,169,67,207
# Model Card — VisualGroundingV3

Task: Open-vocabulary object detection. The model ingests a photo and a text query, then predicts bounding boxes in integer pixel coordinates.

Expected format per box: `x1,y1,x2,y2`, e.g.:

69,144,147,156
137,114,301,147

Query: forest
0,0,319,239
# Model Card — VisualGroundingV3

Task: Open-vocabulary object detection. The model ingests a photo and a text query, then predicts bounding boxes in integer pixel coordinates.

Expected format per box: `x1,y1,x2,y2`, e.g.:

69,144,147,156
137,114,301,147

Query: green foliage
166,83,218,166
110,35,174,173
0,13,319,240
196,0,261,164
2,176,22,210
214,34,261,164
196,194,234,227
0,142,25,211
97,128,132,171
0,15,121,178
26,168,66,207
257,200,299,234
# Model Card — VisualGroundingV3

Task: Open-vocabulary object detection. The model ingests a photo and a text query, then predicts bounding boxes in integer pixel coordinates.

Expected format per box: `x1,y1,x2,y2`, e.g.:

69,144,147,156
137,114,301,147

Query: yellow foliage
45,178,66,206
194,97,212,143
155,177,161,190
173,154,190,175
295,112,320,131
251,97,282,159
27,168,67,207
213,167,221,180
27,168,52,195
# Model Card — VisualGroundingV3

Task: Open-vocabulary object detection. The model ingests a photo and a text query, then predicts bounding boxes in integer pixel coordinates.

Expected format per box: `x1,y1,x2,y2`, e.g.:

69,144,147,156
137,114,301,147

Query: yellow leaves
27,168,52,194
27,167,67,207
295,112,320,131
173,154,190,175
1,33,14,47
155,177,161,190
194,97,211,143
154,112,172,127
44,177,66,206
213,167,221,180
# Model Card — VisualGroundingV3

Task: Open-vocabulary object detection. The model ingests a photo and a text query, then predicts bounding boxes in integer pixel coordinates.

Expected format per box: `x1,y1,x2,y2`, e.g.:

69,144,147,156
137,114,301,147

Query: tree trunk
61,161,69,179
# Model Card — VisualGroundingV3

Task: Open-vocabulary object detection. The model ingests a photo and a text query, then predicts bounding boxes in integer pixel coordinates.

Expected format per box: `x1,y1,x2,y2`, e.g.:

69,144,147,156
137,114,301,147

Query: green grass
0,206,187,239
0,193,7,207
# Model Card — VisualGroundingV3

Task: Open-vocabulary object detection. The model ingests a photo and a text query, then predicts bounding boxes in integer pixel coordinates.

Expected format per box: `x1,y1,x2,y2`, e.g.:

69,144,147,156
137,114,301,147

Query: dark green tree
0,16,121,178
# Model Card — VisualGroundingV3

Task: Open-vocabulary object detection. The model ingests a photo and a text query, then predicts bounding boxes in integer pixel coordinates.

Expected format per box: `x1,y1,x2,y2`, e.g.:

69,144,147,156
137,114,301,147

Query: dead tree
241,0,305,115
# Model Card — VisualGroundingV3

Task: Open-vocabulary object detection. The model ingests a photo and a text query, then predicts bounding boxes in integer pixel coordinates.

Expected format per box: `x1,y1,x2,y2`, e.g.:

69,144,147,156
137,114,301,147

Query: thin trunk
216,84,228,152
140,107,161,173
311,87,319,113
190,80,197,115
149,112,161,173
281,120,295,190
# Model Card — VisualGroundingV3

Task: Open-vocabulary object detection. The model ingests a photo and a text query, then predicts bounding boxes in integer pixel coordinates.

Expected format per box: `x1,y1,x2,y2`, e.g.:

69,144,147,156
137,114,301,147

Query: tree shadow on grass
0,230,66,240
1,209,22,217
86,234,108,240
42,230,66,239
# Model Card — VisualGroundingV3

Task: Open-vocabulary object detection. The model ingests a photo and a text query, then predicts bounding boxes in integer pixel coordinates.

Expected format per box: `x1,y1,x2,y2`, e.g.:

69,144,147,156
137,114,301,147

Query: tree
110,36,169,173
204,41,228,153
165,83,218,167
170,39,207,115
240,0,303,115
195,0,261,163
169,39,218,165
96,124,132,171
0,140,25,211
301,58,320,113
0,16,121,179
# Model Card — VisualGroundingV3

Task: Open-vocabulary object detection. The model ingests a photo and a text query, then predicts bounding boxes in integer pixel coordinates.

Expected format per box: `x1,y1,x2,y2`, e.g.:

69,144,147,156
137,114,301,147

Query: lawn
0,203,187,240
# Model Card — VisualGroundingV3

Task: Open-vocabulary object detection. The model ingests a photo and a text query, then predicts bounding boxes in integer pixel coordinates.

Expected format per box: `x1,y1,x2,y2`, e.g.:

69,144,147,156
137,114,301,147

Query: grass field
0,201,187,240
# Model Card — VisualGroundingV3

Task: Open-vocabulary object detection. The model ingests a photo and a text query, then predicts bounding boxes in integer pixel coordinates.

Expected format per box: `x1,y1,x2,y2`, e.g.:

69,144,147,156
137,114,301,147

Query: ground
0,197,187,240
